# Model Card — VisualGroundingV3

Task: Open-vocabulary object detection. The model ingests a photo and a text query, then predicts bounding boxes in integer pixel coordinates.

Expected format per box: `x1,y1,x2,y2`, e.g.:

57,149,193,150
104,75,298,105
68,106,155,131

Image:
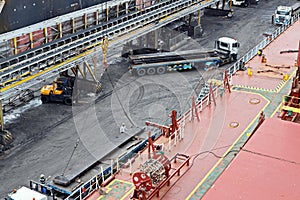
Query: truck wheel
137,69,146,76
243,2,249,7
64,97,72,106
147,68,156,75
41,95,49,104
157,67,166,74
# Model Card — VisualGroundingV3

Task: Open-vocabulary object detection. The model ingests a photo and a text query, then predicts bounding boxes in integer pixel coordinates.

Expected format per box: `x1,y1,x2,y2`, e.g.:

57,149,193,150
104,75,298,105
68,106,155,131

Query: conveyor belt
0,0,221,101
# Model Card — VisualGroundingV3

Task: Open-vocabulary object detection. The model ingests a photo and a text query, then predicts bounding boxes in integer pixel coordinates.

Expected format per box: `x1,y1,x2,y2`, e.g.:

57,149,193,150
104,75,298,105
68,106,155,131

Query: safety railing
64,8,300,200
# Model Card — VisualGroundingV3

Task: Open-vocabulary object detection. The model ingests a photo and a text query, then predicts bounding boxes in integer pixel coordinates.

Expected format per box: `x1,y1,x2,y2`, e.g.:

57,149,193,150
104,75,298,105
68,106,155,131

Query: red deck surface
87,15,300,200
107,91,267,200
202,118,300,200
233,20,300,90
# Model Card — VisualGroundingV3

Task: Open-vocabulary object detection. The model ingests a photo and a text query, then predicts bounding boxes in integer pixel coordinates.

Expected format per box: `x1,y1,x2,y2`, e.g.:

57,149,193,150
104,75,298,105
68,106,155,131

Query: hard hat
40,174,45,178
122,123,125,126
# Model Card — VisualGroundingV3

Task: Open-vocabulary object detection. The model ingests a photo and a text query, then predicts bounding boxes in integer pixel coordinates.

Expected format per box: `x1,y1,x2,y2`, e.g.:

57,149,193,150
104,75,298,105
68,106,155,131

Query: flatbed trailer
128,37,239,76
128,49,234,76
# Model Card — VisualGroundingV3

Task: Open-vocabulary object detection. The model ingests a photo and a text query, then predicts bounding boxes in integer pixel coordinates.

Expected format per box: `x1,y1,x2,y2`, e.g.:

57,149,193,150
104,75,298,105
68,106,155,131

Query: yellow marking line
0,49,94,93
120,187,135,200
186,91,270,199
98,179,134,200
270,69,297,117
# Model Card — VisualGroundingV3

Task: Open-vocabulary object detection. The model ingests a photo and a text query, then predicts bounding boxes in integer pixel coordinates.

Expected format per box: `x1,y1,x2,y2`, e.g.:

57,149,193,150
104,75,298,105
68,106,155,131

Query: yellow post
58,23,62,38
198,10,201,26
29,32,34,49
13,37,18,55
44,27,48,43
283,74,289,81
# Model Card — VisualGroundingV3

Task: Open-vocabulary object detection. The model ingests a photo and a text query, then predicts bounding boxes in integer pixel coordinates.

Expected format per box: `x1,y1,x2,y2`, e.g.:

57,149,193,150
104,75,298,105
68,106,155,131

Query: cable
62,138,80,176
241,148,300,165
160,143,242,199
105,66,136,127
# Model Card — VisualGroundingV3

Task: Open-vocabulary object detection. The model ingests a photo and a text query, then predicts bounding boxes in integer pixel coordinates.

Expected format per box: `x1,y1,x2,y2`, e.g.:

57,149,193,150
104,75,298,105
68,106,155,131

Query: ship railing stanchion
79,186,82,200
117,157,119,172
96,176,99,191
200,99,203,111
129,158,132,175
111,159,114,175
101,166,105,183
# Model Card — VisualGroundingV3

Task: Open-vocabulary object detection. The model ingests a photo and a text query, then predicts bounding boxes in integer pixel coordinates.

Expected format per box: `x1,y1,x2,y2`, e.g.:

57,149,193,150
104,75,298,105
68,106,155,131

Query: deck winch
132,154,171,199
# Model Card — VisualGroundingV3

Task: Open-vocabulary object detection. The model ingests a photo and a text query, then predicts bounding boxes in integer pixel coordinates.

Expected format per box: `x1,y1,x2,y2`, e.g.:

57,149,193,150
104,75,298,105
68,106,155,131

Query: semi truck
273,3,300,25
128,37,240,76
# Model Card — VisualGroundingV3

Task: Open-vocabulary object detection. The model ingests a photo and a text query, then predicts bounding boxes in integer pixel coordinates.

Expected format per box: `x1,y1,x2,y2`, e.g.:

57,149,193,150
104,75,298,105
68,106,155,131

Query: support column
57,23,63,38
194,10,203,38
71,18,75,34
95,11,99,25
197,10,201,26
29,32,34,49
44,27,48,43
116,4,119,18
84,13,88,29
102,37,109,71
13,37,18,55
154,29,158,49
106,3,109,22
125,2,128,14
0,101,3,132
145,33,148,48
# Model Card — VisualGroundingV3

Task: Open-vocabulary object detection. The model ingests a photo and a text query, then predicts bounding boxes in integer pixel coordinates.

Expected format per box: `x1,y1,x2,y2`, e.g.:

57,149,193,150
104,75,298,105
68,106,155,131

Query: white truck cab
274,6,292,25
215,37,240,60
232,0,259,7
8,186,48,200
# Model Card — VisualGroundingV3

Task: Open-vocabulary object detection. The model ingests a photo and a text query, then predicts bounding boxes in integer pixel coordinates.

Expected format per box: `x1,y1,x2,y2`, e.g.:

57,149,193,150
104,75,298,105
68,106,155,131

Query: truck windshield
232,43,239,48
276,10,290,15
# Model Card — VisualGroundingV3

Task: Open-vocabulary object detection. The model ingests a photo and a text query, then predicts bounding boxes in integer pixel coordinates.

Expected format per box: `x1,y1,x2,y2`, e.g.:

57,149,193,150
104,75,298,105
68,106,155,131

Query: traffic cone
261,55,267,63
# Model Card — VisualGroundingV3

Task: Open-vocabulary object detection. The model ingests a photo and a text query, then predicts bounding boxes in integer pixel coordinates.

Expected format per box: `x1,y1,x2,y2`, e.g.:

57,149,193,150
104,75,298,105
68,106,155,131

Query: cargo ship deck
84,12,300,200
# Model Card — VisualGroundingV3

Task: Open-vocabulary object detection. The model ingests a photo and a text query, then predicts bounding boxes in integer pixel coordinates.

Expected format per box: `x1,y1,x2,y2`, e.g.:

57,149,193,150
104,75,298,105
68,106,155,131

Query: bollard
247,67,252,76
283,74,289,81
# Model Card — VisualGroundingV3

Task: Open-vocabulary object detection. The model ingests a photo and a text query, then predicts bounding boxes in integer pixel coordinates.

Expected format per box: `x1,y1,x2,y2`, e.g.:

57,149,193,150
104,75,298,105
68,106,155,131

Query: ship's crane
145,110,179,137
